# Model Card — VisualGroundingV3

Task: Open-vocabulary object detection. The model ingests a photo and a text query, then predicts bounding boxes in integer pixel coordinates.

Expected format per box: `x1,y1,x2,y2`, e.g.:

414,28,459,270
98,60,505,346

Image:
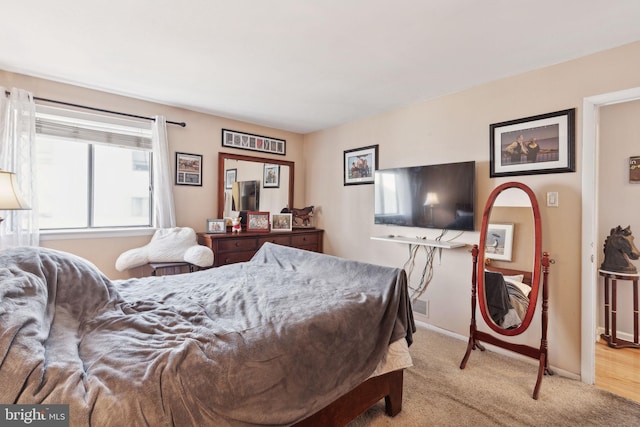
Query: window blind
35,105,153,150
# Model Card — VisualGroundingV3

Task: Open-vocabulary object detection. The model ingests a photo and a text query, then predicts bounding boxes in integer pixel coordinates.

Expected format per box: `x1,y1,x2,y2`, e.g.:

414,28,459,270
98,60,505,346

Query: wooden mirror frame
460,181,552,400
478,181,542,336
217,152,295,219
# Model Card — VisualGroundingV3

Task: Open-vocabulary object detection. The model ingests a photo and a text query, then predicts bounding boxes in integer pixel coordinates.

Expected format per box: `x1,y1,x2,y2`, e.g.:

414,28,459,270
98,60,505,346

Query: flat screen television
374,161,475,231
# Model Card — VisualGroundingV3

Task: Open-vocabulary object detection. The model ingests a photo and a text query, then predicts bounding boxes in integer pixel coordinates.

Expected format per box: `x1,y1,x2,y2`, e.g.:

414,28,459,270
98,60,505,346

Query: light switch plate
547,191,559,207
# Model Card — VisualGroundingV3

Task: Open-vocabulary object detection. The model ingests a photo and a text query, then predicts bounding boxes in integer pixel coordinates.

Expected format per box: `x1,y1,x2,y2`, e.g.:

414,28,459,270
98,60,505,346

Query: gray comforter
0,243,414,426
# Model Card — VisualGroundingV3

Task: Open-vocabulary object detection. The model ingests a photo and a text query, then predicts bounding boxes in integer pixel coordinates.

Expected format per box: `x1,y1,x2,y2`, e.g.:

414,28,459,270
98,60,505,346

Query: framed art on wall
490,108,575,178
225,168,237,189
485,223,514,262
344,144,378,186
263,164,280,188
222,129,286,156
175,152,202,186
630,156,640,183
247,211,271,232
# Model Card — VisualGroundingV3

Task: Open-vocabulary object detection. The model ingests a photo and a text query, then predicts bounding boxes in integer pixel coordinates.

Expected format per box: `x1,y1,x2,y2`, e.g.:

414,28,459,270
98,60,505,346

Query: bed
484,266,532,329
0,243,415,426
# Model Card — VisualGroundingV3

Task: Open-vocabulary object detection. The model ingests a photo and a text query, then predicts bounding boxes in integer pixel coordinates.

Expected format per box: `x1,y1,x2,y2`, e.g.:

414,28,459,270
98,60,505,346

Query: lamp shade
0,171,30,210
424,192,439,206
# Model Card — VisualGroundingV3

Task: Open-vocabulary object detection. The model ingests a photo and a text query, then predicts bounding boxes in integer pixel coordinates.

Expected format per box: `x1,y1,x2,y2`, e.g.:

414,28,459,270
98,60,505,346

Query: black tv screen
374,161,475,231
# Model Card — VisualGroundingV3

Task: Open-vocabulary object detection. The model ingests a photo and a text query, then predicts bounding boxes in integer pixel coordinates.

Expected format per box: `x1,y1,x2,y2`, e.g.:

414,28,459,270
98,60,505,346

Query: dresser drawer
217,238,258,252
291,233,319,248
217,250,255,265
258,235,292,247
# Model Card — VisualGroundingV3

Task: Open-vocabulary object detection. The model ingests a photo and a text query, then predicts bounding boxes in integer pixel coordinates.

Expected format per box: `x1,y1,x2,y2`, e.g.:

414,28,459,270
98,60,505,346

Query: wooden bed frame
294,369,404,426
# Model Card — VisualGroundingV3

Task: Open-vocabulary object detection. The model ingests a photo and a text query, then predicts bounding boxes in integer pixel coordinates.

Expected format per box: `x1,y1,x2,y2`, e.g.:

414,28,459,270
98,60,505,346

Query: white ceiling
2,1,640,134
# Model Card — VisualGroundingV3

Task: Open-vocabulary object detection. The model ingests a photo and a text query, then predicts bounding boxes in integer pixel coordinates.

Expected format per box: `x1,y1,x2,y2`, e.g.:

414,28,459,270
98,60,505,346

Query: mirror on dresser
459,181,553,399
217,152,295,219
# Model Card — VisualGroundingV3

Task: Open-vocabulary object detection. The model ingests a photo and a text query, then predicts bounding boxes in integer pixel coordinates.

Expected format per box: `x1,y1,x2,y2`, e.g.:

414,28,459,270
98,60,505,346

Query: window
35,106,153,230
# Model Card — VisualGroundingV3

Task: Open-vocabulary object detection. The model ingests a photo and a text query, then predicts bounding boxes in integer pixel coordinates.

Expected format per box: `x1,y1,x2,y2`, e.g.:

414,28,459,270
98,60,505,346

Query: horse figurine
600,225,640,274
281,206,314,227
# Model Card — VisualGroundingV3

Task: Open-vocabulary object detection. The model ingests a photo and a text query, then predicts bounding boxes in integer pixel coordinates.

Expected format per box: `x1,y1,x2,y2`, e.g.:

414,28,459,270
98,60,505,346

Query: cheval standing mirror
460,181,553,399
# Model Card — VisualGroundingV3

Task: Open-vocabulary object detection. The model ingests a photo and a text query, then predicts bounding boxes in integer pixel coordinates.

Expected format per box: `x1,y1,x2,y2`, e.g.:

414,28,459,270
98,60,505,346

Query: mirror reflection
223,159,290,218
218,153,294,221
479,185,540,335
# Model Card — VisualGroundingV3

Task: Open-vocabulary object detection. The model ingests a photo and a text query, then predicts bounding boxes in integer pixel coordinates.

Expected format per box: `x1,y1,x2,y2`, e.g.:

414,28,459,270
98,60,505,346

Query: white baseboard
415,320,579,381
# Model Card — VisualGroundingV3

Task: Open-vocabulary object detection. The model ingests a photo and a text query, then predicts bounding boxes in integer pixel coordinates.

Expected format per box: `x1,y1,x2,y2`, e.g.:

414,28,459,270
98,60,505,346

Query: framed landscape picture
490,109,575,178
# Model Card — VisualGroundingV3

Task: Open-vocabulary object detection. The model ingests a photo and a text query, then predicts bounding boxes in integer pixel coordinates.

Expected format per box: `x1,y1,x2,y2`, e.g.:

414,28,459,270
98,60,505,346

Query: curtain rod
4,90,186,127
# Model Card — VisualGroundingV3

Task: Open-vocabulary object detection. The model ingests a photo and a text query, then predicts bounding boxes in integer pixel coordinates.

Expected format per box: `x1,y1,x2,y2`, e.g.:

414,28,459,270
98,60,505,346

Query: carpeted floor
349,325,640,426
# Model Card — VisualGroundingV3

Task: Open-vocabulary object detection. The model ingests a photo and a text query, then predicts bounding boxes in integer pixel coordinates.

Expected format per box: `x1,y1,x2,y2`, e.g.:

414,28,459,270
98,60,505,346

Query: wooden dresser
197,229,324,267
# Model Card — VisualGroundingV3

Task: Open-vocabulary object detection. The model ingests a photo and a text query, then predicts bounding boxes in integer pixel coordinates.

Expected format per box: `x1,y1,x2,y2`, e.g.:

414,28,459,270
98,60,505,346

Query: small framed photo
490,109,575,177
344,144,378,186
176,152,202,186
271,213,293,232
263,164,280,188
485,223,514,262
247,211,271,232
206,218,226,234
630,156,640,183
225,168,237,189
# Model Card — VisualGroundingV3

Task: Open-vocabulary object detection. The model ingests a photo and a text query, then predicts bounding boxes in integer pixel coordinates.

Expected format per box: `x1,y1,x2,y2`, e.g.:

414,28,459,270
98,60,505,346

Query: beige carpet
350,325,640,426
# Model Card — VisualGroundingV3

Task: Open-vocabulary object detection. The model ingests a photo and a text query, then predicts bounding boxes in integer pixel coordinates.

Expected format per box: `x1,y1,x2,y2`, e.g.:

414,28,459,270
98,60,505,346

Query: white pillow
504,277,532,297
503,274,524,283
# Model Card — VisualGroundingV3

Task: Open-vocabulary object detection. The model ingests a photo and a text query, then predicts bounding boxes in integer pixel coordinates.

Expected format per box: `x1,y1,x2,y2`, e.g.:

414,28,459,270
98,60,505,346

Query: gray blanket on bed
0,243,414,426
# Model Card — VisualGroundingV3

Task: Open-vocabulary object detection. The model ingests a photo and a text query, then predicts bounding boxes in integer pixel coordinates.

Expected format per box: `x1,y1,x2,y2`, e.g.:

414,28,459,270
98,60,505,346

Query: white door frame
581,87,640,384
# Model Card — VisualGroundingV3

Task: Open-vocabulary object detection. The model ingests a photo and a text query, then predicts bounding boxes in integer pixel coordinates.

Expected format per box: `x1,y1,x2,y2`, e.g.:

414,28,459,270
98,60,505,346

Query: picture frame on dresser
206,219,226,234
271,213,292,232
247,211,271,232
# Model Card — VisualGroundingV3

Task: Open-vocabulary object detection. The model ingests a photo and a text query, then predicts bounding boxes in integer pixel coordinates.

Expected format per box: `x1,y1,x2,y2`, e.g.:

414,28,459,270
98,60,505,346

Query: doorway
581,87,640,389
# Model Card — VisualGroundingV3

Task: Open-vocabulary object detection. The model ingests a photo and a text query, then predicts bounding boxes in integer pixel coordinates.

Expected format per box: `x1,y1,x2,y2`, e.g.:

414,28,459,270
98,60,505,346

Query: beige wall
303,41,640,375
0,70,305,279
598,100,640,337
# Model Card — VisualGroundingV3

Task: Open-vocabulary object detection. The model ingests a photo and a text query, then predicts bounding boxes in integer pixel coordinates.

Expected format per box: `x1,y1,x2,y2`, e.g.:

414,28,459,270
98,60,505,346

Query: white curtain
151,115,176,228
0,87,39,248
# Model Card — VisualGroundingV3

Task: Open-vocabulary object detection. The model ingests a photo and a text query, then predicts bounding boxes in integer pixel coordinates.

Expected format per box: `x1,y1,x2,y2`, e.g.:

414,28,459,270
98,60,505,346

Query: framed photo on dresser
247,211,271,232
271,213,292,232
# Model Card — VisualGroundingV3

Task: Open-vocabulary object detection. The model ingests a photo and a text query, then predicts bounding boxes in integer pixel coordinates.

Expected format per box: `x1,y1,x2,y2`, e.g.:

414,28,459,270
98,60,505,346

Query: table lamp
0,170,30,222
424,192,439,225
